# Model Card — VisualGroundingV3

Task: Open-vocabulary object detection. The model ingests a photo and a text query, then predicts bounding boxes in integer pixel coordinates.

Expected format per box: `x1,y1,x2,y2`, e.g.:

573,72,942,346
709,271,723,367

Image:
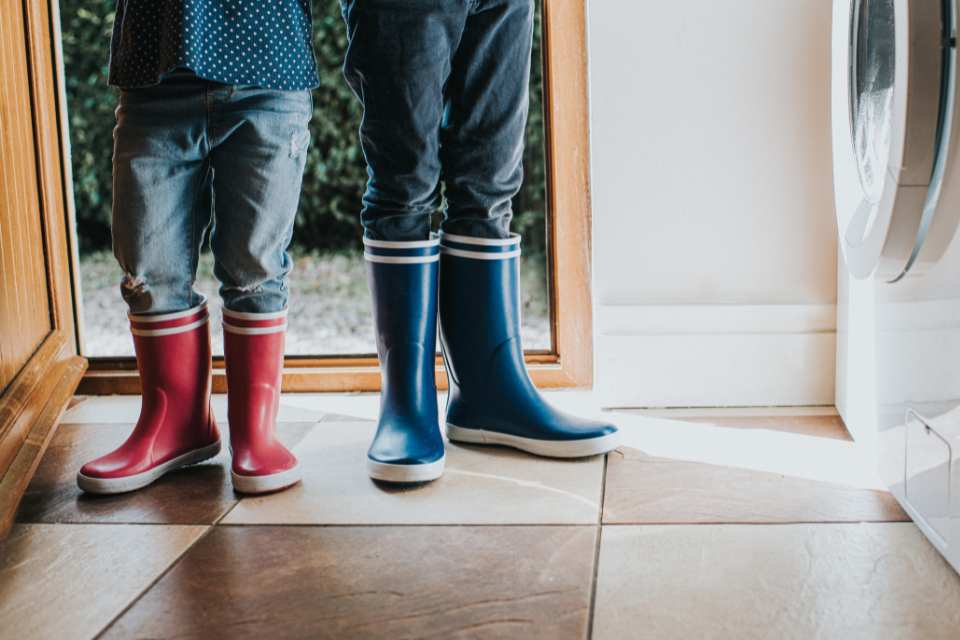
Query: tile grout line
595,519,913,527
585,452,609,640
87,416,317,637
20,520,610,527
18,518,914,528
92,502,240,639
92,526,209,640
213,521,605,528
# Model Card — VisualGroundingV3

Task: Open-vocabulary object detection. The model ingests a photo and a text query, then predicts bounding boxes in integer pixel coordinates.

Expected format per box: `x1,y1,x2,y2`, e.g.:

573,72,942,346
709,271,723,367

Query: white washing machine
834,0,960,571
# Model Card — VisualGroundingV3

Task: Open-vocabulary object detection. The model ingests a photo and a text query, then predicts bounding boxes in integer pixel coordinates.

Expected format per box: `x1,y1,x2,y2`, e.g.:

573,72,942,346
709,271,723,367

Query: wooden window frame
75,0,594,395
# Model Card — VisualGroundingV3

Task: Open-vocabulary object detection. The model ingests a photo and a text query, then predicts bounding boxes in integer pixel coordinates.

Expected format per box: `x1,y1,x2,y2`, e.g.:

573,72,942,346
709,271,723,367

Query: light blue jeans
111,69,312,315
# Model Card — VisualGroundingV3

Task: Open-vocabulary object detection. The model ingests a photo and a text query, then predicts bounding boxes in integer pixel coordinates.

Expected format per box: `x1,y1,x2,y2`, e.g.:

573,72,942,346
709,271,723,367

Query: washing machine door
832,0,957,280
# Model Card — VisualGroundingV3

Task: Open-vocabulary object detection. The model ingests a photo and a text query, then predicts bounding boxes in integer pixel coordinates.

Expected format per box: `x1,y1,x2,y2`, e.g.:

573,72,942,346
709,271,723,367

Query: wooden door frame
76,0,594,395
0,0,87,536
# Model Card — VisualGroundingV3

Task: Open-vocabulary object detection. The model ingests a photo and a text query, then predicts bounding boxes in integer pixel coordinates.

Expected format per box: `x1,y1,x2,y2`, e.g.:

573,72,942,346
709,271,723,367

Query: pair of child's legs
78,70,311,495
111,69,311,314
345,0,619,483
340,0,533,241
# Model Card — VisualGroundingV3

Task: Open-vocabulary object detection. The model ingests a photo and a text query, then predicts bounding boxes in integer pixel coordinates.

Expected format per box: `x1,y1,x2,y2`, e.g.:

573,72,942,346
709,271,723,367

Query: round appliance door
832,0,957,280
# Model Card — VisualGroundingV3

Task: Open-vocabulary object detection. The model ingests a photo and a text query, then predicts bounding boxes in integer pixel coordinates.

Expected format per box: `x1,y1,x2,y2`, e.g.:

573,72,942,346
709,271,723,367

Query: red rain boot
77,304,221,494
222,308,301,494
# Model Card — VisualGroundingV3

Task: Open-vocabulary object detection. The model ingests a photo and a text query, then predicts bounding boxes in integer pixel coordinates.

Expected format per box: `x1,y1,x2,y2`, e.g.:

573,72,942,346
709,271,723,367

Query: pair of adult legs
341,0,619,482
77,71,311,495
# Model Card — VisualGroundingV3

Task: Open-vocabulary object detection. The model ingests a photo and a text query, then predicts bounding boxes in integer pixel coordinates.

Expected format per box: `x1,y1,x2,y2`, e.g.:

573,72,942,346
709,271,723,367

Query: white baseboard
595,304,837,408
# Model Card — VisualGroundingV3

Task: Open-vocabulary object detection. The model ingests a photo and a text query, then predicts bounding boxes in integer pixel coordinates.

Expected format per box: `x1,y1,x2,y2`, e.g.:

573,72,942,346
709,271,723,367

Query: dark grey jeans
340,0,534,241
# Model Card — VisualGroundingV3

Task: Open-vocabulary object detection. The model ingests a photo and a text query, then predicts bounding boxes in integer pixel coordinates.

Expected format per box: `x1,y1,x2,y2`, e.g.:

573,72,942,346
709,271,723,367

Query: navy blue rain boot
364,235,445,482
438,232,619,457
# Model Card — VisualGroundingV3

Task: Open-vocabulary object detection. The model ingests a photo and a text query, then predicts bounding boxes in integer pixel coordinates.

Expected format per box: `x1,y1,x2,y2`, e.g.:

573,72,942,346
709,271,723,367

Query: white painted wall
589,0,838,407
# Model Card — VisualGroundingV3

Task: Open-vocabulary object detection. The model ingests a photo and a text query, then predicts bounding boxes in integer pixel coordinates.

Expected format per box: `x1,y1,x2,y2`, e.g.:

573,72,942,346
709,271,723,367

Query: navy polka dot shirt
108,0,319,90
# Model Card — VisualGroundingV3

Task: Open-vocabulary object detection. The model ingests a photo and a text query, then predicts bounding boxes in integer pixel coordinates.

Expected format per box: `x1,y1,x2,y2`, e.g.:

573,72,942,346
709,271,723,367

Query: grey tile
224,420,605,525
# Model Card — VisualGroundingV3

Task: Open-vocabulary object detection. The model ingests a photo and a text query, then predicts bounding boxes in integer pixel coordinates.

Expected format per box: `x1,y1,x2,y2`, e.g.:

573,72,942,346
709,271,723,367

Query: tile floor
3,394,960,639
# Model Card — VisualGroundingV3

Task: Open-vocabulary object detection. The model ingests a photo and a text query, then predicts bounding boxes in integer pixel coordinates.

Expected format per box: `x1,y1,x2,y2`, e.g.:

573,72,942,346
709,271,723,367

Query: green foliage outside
61,0,548,254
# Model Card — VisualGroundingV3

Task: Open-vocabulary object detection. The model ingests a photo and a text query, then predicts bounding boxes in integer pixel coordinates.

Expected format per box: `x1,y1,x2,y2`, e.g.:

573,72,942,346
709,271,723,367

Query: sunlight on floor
609,412,883,490
65,391,885,491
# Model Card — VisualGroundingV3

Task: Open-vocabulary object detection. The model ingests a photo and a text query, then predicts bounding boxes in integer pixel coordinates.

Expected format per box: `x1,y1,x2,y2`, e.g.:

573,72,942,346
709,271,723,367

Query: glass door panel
63,0,552,359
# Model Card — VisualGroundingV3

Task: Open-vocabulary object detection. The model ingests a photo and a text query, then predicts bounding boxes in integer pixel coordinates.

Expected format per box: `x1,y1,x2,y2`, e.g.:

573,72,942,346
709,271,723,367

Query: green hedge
61,0,547,254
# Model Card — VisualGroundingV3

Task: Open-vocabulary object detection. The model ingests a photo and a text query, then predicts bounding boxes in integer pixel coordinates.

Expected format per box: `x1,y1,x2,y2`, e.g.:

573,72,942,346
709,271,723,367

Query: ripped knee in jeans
121,272,152,309
234,282,265,294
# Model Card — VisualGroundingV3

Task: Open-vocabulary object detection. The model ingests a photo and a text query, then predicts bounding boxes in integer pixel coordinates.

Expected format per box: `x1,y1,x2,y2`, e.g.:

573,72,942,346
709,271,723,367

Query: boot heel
231,463,302,495
445,423,487,445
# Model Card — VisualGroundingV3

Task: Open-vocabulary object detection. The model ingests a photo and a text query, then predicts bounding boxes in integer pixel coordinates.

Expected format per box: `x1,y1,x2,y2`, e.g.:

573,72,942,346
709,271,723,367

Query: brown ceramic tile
593,523,960,639
613,410,851,440
603,447,908,524
678,414,852,440
0,523,205,640
16,422,315,525
102,525,597,640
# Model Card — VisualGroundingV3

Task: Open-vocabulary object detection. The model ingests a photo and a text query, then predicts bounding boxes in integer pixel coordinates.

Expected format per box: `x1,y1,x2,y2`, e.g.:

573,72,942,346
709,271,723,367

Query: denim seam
191,85,212,304
202,84,212,156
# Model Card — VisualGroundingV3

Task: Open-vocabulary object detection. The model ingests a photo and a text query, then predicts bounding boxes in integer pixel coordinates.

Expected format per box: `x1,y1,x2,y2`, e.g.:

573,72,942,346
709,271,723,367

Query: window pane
64,0,551,357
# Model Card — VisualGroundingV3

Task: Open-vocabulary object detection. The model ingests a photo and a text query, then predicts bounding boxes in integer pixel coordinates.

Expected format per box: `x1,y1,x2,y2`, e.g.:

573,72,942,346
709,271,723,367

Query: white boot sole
446,424,620,458
367,456,445,483
76,440,222,495
231,463,302,495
